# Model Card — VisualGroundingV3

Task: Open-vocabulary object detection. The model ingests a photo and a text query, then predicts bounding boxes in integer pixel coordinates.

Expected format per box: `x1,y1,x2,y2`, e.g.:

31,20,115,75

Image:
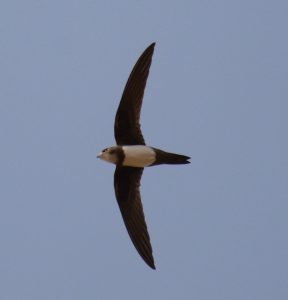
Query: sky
1,1,288,299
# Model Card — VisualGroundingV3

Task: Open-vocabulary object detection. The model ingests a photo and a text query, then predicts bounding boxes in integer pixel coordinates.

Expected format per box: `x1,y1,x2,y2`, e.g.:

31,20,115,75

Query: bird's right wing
114,166,155,269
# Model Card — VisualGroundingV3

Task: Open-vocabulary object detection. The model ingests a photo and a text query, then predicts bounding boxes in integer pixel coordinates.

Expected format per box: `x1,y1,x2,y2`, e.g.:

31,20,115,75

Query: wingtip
142,251,156,270
142,253,156,270
148,261,156,270
148,42,156,49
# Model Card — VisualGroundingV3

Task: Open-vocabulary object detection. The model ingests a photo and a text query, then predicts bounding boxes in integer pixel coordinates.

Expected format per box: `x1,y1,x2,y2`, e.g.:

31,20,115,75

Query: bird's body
98,145,190,167
97,43,190,269
122,145,155,167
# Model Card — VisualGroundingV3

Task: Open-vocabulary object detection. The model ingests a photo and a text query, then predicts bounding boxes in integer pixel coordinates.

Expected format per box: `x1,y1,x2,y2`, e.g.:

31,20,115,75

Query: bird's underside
113,43,156,269
98,43,190,269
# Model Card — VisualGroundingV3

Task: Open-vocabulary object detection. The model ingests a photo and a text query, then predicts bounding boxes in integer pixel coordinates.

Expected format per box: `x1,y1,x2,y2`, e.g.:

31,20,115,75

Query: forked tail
151,148,191,165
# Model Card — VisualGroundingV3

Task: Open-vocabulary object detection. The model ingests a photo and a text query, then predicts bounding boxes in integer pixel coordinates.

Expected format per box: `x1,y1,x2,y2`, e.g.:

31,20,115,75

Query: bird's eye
103,148,108,152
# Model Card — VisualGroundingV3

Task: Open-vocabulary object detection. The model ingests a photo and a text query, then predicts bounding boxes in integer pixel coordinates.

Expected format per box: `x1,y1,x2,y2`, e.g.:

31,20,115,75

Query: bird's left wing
114,43,155,145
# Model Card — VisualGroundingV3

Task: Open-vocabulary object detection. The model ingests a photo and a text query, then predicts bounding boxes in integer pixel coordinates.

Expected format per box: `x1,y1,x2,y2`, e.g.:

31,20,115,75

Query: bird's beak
97,152,102,158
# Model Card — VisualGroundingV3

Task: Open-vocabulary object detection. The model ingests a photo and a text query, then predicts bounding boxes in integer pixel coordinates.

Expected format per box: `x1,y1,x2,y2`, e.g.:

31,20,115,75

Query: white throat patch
122,146,156,167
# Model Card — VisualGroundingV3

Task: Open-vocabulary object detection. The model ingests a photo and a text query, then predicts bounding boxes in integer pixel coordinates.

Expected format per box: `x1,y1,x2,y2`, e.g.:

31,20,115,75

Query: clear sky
1,1,288,299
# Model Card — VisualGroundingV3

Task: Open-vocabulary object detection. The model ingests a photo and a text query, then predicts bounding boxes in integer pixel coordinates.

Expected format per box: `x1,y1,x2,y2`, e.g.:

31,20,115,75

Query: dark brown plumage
114,43,155,146
114,167,155,269
113,43,156,269
99,43,190,269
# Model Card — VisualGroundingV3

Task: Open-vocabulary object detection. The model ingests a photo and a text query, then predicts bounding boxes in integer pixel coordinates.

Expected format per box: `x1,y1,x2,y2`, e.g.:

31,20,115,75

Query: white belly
122,146,156,167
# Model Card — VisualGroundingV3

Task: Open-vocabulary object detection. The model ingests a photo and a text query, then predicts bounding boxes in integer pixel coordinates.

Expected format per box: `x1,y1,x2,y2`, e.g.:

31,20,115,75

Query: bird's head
97,146,120,165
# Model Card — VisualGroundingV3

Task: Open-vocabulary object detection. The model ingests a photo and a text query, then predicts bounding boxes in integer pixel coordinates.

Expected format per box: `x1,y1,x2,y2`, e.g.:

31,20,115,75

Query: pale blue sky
1,1,288,299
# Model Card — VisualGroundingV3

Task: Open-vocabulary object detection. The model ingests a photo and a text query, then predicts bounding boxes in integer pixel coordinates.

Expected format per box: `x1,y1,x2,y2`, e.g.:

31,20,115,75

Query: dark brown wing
114,43,155,145
114,166,155,269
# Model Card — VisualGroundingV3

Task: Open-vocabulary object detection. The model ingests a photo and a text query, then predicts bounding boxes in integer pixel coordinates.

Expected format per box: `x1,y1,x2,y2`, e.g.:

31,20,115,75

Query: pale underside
122,145,156,167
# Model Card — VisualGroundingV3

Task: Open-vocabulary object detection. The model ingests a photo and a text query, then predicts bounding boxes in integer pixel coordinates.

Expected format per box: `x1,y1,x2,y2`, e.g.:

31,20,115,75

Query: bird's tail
151,148,190,165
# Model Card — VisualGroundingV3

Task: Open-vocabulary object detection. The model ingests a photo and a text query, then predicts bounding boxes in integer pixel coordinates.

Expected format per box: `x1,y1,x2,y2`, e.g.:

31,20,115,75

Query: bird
97,43,190,269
